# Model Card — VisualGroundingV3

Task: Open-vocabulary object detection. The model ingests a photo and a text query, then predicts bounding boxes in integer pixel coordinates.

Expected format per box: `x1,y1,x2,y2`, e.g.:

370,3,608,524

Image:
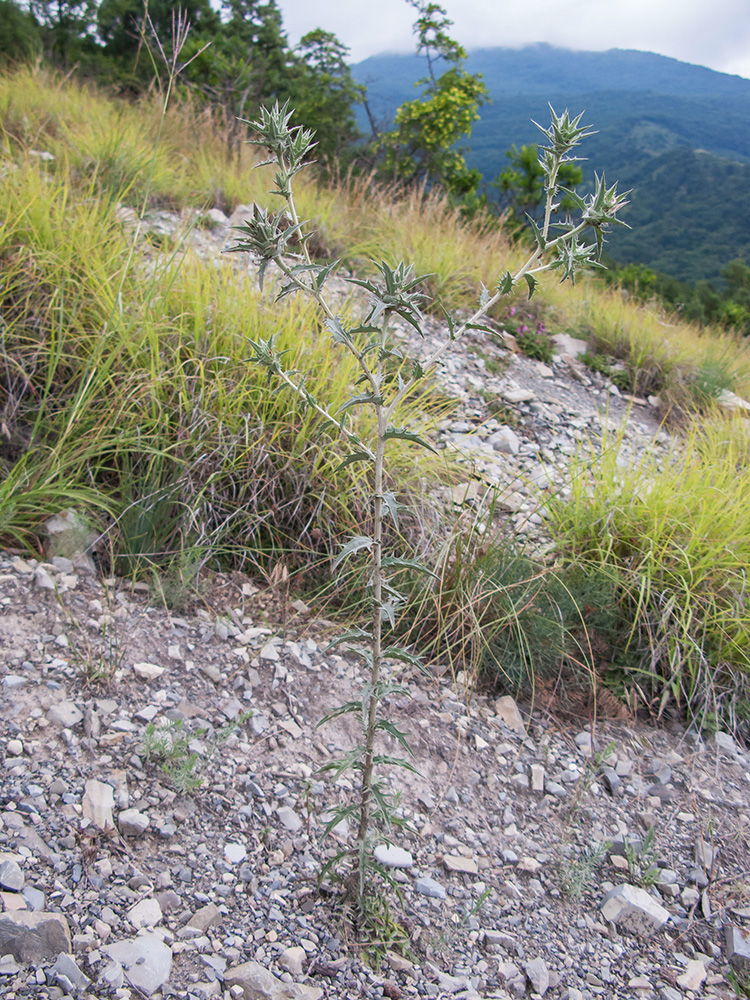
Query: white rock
525,957,550,995
600,884,670,936
574,731,593,753
33,567,55,590
0,859,24,891
128,898,162,929
676,959,707,990
82,779,115,831
718,389,750,412
503,387,536,403
494,696,525,734
225,960,323,1000
726,924,750,971
276,806,302,832
708,730,739,755
104,934,172,995
551,334,588,358
224,842,247,864
278,945,306,975
374,844,413,868
118,809,150,836
415,876,446,899
47,701,83,727
488,426,521,455
443,854,478,874
133,662,165,681
530,764,545,792
52,952,90,990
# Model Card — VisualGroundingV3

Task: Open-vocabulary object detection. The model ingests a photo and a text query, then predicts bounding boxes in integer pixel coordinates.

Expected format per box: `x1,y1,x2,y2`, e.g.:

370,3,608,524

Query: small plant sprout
227,101,627,940
559,840,611,899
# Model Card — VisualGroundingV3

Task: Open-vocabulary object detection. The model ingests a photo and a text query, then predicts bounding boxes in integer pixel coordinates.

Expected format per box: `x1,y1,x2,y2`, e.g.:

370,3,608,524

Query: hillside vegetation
3,65,750,732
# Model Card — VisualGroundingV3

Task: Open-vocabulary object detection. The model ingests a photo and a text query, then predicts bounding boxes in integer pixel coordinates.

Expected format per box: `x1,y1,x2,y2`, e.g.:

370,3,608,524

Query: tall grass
0,117,443,586
543,280,750,406
545,416,750,731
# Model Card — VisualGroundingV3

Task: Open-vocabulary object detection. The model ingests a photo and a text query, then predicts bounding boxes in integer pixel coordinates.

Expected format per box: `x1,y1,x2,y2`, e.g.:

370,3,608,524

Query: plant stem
357,410,386,886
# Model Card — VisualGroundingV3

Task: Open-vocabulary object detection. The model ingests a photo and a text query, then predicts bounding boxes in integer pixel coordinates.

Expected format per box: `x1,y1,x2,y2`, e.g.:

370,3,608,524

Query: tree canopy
378,0,488,201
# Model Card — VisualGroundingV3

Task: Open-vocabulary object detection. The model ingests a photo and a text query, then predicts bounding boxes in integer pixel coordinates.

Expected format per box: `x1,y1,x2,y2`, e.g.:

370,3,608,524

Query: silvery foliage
227,100,628,913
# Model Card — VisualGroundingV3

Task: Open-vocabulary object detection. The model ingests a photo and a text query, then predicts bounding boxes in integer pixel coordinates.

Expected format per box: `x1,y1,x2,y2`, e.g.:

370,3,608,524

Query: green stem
356,407,386,869
271,362,375,458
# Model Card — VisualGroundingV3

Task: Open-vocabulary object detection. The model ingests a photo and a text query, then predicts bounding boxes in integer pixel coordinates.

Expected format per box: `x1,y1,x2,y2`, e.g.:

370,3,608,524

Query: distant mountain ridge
352,45,750,284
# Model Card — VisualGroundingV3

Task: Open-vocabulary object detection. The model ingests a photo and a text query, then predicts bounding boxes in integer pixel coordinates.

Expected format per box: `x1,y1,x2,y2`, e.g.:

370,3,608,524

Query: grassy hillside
3,65,750,731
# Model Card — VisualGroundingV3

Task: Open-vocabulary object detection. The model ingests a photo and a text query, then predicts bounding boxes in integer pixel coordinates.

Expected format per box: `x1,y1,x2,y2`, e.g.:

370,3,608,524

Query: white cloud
276,0,750,78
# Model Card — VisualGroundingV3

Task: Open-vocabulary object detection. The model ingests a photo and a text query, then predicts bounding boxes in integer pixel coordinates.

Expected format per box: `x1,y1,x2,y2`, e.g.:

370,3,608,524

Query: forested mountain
353,45,750,285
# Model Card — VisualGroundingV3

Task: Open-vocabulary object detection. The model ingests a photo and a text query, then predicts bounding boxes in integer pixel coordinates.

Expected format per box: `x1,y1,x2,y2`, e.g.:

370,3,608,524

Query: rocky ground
2,205,750,1000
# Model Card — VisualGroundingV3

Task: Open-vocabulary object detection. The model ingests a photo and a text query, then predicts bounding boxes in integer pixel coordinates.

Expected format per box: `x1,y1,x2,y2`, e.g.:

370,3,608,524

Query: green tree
0,0,42,64
380,0,488,200
496,142,584,236
289,29,364,167
27,0,97,66
97,0,219,87
216,0,290,101
174,0,292,157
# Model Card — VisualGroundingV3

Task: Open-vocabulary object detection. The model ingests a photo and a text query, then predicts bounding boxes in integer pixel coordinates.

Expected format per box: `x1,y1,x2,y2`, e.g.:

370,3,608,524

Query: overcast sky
275,0,750,80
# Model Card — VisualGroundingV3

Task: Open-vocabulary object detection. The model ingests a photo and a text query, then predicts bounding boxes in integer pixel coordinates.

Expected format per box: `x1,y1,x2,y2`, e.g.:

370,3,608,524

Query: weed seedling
141,713,252,795
623,826,661,887
559,840,611,898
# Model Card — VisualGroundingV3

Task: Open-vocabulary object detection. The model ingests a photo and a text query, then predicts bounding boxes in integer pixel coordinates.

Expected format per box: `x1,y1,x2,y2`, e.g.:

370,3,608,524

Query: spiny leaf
332,535,373,571
323,804,359,835
336,392,384,414
383,426,437,453
317,748,364,778
372,754,420,774
326,316,353,345
325,628,372,650
314,260,339,290
376,719,415,754
381,556,437,578
379,597,400,629
443,308,457,341
316,701,362,727
375,681,411,700
524,273,538,299
497,271,514,295
334,450,372,472
380,490,400,528
319,848,355,881
465,321,497,336
382,646,427,670
346,275,380,296
527,217,547,253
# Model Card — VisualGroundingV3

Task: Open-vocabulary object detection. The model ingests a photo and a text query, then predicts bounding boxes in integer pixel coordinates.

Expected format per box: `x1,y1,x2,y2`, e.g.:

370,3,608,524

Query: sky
274,0,750,80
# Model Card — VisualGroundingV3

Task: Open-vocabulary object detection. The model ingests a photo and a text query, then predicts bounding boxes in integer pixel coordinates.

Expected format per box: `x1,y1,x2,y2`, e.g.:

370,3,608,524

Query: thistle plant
227,102,627,931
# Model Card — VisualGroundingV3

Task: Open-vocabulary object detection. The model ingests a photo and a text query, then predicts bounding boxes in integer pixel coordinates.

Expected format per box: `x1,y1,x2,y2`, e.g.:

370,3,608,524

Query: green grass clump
545,416,750,732
0,116,442,586
402,513,635,699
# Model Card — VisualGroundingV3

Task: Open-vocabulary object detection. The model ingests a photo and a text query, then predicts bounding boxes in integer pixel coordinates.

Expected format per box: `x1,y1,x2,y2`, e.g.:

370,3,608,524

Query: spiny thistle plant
227,102,628,935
